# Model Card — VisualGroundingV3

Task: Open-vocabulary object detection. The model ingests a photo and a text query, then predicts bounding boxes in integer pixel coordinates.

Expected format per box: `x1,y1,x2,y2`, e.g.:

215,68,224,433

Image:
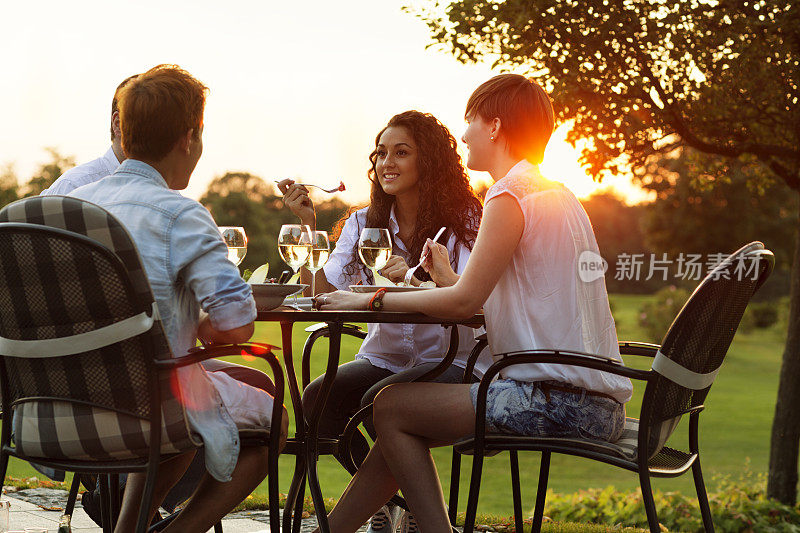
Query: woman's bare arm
319,194,524,318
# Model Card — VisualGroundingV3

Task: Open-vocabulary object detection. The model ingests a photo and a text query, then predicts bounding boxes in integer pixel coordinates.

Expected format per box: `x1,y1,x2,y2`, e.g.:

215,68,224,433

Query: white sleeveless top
483,160,633,403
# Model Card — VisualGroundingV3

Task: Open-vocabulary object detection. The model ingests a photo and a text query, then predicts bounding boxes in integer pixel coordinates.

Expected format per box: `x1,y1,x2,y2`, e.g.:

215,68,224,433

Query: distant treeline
2,149,794,297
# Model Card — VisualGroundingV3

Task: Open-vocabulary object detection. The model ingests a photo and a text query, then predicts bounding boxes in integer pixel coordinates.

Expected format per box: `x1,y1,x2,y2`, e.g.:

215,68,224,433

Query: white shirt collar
101,146,122,176
388,203,400,234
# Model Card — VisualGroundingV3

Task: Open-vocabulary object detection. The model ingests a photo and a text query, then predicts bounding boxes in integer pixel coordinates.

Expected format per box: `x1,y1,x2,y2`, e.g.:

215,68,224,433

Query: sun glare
540,123,651,205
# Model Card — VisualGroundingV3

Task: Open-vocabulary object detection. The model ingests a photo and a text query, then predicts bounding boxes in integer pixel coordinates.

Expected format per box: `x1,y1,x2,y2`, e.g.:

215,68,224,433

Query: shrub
543,471,800,532
637,286,691,343
746,301,780,329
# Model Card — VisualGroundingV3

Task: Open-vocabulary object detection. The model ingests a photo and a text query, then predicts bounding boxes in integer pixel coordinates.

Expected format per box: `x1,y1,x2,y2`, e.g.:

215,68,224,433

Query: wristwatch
369,288,388,311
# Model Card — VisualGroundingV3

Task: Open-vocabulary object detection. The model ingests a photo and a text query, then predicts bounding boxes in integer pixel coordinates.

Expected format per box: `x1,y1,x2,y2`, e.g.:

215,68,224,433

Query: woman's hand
314,290,371,310
277,178,316,227
380,255,420,286
422,239,459,287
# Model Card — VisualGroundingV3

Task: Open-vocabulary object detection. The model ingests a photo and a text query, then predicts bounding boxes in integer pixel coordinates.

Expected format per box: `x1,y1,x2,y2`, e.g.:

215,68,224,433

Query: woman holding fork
316,74,633,533
278,110,487,533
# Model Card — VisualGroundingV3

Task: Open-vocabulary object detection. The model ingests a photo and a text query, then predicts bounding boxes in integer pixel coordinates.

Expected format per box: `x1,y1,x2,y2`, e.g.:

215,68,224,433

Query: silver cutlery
403,226,446,286
275,180,345,193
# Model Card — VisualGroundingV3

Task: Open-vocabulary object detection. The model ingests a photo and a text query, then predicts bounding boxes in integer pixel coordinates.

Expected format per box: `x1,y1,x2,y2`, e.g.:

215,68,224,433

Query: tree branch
767,158,800,191
635,49,799,176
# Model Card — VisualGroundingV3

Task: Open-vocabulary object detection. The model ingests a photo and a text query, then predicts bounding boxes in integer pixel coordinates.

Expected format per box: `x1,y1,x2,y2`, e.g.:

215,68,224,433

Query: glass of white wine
278,224,312,302
358,228,392,283
306,230,330,297
219,226,247,266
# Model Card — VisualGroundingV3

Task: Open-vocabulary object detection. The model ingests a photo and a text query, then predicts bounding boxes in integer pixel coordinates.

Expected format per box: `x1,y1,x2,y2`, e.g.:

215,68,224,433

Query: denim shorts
470,379,625,442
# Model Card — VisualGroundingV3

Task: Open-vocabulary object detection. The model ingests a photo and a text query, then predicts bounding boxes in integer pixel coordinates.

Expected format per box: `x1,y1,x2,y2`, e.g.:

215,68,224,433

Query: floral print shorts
470,379,625,442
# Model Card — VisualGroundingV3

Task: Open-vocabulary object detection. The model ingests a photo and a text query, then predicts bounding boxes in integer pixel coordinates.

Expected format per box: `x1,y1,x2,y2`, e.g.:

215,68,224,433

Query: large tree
412,0,800,503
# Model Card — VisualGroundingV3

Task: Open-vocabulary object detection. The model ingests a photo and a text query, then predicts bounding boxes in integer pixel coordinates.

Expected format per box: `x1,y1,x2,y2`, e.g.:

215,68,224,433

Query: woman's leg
302,359,393,465
324,382,475,533
356,362,478,526
359,362,477,439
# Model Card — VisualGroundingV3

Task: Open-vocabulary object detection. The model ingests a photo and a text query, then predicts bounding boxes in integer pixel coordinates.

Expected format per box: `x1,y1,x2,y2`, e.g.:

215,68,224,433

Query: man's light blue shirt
70,159,257,481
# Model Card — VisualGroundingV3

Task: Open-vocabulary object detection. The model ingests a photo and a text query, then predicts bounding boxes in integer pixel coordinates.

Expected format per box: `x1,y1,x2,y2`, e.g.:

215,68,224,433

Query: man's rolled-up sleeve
170,204,256,331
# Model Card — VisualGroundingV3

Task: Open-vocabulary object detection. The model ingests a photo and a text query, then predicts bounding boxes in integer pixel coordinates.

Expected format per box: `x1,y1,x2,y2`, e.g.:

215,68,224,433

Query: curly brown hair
334,110,482,283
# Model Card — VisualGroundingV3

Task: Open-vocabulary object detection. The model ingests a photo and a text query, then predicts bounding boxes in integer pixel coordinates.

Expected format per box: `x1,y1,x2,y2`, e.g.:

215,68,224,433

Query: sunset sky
1,0,651,206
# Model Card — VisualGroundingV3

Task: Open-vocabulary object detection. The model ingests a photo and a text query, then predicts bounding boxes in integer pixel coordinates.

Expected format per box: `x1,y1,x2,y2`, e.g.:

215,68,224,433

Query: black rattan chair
449,242,774,533
0,196,284,533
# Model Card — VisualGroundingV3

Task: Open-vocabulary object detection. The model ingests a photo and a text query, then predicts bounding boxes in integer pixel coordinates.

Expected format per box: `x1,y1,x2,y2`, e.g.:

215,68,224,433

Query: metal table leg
280,321,306,533
304,320,343,533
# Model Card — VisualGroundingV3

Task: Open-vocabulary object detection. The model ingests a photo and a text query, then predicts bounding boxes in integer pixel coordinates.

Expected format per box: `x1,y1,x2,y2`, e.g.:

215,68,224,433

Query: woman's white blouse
324,206,491,376
482,160,633,403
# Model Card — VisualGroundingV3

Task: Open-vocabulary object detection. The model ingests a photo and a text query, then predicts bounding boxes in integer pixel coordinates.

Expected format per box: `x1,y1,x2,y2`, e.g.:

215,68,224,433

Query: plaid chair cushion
0,196,200,462
14,400,192,461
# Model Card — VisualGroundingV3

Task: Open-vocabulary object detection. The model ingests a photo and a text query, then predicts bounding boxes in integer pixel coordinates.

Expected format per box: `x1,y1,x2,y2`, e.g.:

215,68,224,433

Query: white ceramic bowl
250,284,306,310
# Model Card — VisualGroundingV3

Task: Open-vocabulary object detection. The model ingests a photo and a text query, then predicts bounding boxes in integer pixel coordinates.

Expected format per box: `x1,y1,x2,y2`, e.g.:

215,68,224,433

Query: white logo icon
578,251,608,282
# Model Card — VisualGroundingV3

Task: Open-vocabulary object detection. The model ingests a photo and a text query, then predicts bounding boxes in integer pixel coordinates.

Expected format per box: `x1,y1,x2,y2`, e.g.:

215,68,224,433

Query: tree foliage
412,0,800,503
643,149,798,271
0,165,19,209
413,0,798,186
581,192,660,294
23,148,75,197
0,148,76,208
199,172,348,277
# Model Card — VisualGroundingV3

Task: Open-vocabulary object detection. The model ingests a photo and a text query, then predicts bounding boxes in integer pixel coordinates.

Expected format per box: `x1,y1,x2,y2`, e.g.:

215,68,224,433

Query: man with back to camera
41,74,137,196
70,64,288,533
44,71,278,526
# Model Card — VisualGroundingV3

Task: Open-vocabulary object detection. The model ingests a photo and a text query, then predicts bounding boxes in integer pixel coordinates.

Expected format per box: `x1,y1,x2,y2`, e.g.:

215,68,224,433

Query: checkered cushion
0,196,200,462
13,401,191,461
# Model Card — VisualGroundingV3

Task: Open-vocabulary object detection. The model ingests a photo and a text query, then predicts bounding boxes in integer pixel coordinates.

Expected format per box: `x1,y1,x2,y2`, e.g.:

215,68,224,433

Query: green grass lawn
4,294,788,521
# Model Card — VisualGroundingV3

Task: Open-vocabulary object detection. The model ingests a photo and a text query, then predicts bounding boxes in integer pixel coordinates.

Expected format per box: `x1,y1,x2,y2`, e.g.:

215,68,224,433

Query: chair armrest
489,350,652,383
618,341,660,358
160,342,281,369
301,323,366,389
304,322,367,339
462,336,488,384
467,351,652,455
153,343,286,451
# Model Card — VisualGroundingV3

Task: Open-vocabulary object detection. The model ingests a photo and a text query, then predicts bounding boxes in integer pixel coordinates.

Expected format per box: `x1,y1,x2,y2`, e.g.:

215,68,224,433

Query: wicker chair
449,242,774,533
0,196,284,533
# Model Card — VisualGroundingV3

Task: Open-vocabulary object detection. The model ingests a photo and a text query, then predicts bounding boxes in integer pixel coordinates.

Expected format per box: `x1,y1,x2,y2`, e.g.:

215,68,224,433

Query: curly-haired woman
278,110,488,533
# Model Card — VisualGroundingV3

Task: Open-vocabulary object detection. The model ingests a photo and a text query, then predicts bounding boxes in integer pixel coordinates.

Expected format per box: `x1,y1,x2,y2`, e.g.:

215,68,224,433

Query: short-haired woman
315,74,633,533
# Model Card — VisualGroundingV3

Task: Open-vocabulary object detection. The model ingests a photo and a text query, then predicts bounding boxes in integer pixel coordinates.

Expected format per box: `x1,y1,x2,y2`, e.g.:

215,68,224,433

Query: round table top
256,308,483,326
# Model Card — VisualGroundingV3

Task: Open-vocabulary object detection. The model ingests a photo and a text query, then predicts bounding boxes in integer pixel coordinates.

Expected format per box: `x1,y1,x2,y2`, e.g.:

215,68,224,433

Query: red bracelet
369,288,388,311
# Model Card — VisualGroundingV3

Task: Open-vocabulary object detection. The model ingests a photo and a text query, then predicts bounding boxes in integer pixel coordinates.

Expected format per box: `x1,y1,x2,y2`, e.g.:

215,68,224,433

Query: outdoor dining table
256,308,484,533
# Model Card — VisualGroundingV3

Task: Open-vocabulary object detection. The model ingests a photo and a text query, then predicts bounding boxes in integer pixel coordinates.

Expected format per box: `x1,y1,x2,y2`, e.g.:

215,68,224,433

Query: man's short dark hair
110,74,140,141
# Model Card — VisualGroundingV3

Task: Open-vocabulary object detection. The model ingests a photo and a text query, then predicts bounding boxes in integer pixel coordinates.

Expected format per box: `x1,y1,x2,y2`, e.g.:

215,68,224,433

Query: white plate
349,285,434,293
250,284,307,310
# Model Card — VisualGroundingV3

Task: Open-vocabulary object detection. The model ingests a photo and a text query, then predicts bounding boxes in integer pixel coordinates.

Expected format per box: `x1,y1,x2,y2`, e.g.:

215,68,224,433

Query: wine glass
219,226,247,266
278,224,312,302
306,230,330,297
358,228,392,283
